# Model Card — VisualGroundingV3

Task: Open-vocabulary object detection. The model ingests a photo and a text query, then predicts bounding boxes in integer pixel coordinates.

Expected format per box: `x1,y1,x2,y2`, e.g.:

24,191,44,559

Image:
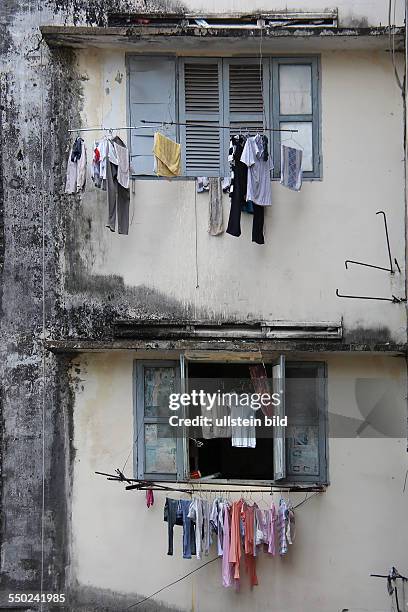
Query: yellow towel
153,132,181,177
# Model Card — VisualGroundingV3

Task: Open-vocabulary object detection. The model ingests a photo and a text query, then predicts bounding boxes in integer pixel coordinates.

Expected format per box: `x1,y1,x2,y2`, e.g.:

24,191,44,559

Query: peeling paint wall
74,47,407,344
70,351,408,611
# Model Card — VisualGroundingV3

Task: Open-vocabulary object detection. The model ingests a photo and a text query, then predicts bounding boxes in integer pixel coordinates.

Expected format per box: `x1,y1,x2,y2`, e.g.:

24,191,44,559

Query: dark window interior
187,362,274,480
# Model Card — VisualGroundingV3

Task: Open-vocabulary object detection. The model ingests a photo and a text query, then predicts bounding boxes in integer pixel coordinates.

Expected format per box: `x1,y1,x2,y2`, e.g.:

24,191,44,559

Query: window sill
130,175,323,182
130,478,327,492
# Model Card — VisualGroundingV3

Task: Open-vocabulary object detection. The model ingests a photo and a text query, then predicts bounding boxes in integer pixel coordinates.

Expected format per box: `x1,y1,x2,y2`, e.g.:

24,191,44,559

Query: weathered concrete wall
0,0,189,607
70,351,408,611
74,47,407,344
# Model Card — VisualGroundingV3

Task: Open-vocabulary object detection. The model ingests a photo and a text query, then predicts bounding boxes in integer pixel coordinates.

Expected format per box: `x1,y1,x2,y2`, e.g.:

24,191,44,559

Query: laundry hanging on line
226,134,268,245
198,388,258,447
163,495,295,589
280,144,303,191
90,135,131,235
208,178,224,236
65,133,131,235
65,137,87,194
196,177,230,193
153,132,181,177
64,125,303,241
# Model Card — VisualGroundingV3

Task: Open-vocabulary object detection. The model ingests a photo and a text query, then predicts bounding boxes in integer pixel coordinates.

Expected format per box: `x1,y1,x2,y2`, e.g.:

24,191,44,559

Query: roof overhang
44,319,407,356
40,18,405,54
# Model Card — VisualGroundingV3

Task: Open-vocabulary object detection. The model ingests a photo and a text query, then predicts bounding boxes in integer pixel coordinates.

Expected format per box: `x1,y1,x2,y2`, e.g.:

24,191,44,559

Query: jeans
164,498,196,558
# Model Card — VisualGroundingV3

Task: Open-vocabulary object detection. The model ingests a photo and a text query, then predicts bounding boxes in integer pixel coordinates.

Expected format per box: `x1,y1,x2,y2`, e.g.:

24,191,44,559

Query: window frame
126,54,322,180
133,359,185,481
271,56,321,180
284,361,328,484
133,357,328,487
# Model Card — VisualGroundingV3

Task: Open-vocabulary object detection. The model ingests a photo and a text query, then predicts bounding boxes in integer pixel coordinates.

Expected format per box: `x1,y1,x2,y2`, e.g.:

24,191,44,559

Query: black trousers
226,199,265,245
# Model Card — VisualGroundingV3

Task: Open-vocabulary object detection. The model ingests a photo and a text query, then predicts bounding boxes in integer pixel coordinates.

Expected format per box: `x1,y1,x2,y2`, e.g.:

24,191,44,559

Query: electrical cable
194,186,199,289
125,557,219,609
259,23,268,133
39,38,46,612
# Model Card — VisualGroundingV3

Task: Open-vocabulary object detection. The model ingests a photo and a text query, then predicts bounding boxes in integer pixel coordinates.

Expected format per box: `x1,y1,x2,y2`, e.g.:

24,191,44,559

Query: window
133,357,328,486
127,55,321,179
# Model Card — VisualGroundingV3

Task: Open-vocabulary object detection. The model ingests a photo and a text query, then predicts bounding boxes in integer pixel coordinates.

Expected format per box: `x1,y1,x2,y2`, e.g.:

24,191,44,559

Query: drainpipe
405,0,408,450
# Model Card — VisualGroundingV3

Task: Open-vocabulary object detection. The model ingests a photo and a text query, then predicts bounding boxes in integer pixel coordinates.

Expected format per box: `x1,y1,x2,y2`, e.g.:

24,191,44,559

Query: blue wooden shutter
134,361,184,481
224,59,270,176
273,355,286,481
127,56,177,176
179,59,224,177
284,361,328,484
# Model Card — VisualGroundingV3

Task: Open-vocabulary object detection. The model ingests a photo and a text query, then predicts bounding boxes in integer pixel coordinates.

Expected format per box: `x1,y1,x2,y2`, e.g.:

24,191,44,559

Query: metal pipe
68,121,298,134
376,210,394,272
140,119,298,132
344,259,392,273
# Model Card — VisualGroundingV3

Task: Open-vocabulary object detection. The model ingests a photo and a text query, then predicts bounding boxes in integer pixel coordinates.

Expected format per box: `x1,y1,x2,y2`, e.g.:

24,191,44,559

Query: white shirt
241,135,274,206
98,138,119,180
230,396,257,448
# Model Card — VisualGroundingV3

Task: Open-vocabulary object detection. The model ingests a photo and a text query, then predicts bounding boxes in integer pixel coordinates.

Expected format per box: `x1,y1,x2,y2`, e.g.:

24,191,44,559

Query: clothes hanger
281,133,304,151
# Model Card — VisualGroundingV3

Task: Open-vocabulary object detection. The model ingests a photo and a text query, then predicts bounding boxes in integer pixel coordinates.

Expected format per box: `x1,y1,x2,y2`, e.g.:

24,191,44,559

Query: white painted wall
70,352,408,610
75,47,406,342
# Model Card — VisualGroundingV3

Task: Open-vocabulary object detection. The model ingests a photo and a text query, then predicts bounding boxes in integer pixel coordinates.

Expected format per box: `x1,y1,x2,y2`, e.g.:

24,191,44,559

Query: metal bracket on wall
336,289,406,303
336,210,405,303
344,211,401,274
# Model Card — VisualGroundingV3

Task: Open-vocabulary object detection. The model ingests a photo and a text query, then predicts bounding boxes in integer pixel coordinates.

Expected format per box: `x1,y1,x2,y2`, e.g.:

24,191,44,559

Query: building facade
1,0,408,610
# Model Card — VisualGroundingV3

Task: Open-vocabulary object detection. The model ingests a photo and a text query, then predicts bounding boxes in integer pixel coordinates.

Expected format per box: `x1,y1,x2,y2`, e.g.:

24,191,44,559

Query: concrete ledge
40,25,405,52
44,338,407,355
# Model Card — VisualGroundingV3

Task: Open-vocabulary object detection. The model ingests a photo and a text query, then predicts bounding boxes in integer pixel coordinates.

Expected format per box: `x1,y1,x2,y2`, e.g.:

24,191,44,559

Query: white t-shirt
98,138,119,180
230,396,256,448
241,135,274,206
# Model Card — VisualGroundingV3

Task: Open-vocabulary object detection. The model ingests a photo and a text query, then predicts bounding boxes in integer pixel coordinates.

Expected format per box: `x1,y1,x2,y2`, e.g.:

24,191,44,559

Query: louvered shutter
225,59,269,173
127,56,177,176
273,355,286,481
179,59,223,177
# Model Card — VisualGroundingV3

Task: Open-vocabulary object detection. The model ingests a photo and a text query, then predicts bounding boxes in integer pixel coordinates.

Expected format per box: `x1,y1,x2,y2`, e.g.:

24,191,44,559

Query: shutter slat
183,62,221,175
229,64,263,114
185,63,219,114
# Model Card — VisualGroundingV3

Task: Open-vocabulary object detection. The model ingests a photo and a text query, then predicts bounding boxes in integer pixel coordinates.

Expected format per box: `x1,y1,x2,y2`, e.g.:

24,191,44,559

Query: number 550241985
9,593,66,603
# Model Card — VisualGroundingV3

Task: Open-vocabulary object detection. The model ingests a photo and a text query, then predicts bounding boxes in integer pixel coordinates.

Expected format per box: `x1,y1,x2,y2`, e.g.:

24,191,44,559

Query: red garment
249,364,274,418
229,501,258,587
243,504,258,587
145,488,154,508
229,500,243,582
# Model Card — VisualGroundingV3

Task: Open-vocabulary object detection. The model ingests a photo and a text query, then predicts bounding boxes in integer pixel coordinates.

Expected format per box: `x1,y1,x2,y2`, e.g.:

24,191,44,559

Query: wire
292,491,320,509
388,0,404,91
194,186,199,289
39,38,46,612
259,24,268,132
125,557,218,609
68,122,298,134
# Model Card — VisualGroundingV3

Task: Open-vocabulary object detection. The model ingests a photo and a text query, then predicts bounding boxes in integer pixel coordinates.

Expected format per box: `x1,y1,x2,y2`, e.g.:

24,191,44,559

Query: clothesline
140,120,298,133
95,471,325,495
68,120,298,134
